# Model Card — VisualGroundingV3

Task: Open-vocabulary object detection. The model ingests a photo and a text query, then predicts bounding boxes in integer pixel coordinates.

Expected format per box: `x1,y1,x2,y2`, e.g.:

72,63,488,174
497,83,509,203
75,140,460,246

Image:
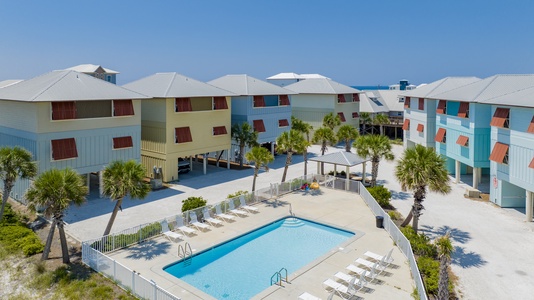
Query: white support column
362,162,367,184
526,191,533,222
478,168,483,184
189,156,193,171
203,153,207,175
86,174,91,195
334,164,337,176
99,170,104,198
227,149,231,169
317,161,320,174
216,151,219,167
345,166,350,190
271,142,275,156
473,167,479,190
455,160,461,184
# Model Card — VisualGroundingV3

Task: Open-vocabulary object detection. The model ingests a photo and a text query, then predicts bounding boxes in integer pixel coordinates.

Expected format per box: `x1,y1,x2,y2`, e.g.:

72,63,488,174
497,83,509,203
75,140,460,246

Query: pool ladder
178,242,193,266
270,267,289,286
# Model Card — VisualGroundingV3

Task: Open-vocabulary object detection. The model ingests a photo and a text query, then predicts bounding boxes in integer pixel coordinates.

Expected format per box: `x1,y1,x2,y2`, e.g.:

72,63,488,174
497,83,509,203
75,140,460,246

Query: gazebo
309,151,371,190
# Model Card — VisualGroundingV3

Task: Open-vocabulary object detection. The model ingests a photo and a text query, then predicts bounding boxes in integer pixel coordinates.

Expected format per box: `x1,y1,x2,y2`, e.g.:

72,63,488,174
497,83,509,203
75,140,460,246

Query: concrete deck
108,189,414,300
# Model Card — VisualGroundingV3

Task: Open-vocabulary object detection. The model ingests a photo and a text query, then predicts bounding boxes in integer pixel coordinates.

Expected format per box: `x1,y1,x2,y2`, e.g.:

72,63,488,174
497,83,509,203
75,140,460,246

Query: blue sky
1,1,533,86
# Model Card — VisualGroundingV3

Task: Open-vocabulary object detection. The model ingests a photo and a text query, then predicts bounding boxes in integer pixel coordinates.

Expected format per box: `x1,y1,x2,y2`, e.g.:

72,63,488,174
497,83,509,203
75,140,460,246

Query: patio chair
334,271,367,291
202,207,223,226
228,200,248,217
323,275,358,299
355,257,386,274
298,291,334,300
364,248,394,267
239,195,259,213
346,262,379,280
175,215,197,236
161,220,183,242
189,211,210,231
214,204,236,222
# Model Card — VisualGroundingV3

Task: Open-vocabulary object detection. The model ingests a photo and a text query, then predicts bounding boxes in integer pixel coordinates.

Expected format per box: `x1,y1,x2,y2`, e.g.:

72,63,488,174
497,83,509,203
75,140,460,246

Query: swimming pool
163,217,354,299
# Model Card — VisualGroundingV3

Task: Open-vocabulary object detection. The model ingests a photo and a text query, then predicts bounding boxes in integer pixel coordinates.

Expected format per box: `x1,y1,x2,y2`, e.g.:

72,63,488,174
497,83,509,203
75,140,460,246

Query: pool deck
108,188,414,300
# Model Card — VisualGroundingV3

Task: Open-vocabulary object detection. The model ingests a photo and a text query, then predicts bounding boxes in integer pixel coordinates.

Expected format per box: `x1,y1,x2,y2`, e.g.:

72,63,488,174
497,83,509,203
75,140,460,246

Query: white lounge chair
175,215,197,236
334,271,367,291
228,200,248,217
202,208,223,226
161,220,183,242
364,248,394,267
346,262,379,280
298,291,334,300
355,257,386,274
189,211,210,231
214,204,236,222
239,195,259,213
323,275,358,299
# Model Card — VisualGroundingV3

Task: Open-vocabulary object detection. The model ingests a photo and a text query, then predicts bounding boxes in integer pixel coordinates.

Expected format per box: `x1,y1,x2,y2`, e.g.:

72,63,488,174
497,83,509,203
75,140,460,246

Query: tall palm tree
0,146,37,222
291,116,313,175
245,146,274,192
26,168,87,263
323,112,341,131
353,134,394,187
312,127,337,175
436,232,454,300
374,114,390,136
359,112,372,135
231,122,259,168
337,125,359,152
102,160,151,236
276,130,308,182
395,145,451,232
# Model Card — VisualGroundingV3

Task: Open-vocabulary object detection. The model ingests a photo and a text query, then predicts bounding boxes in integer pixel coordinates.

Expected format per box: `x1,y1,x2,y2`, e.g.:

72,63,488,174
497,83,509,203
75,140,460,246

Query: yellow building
124,73,236,182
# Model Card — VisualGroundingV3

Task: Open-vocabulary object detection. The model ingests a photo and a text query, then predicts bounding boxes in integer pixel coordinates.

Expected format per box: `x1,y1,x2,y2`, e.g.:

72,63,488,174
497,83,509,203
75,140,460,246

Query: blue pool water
163,217,354,299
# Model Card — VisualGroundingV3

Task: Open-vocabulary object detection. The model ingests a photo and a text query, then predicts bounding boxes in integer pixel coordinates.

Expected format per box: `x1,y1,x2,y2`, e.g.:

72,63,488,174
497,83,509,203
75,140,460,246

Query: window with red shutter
175,127,193,143
253,120,266,132
402,119,410,130
51,138,78,160
113,100,134,116
213,126,227,135
175,98,193,112
337,94,346,103
337,112,346,122
404,97,411,108
253,96,265,107
436,100,447,114
279,95,290,106
213,97,228,110
435,128,447,143
418,98,424,110
489,142,509,164
113,136,133,149
51,101,76,120
352,112,359,118
457,102,470,118
417,124,424,132
278,119,289,127
352,94,360,102
528,116,534,134
490,108,510,128
456,135,469,147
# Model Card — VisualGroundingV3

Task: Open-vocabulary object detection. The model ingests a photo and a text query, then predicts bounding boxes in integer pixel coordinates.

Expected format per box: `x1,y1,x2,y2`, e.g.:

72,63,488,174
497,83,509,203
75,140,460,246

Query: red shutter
213,126,227,135
436,100,446,114
352,112,359,118
52,101,76,120
434,128,446,143
490,108,510,127
529,157,534,169
417,124,424,132
175,98,193,112
352,93,360,102
278,119,289,127
253,96,265,107
114,100,134,116
175,127,193,143
253,120,266,132
279,95,290,106
213,97,228,110
456,135,469,147
527,116,534,133
404,97,411,108
402,119,410,130
418,98,424,110
337,112,346,122
337,94,346,103
113,136,133,149
489,142,509,164
458,102,469,118
51,138,78,160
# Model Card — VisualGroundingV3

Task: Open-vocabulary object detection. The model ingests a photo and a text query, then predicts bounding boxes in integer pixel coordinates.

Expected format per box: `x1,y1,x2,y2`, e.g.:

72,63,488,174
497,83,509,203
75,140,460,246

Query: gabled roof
433,74,534,103
0,70,147,102
65,64,119,74
309,151,370,167
208,74,295,96
284,78,360,95
124,73,236,98
359,91,389,113
266,72,330,80
0,79,23,89
479,86,534,107
374,90,406,112
401,77,480,99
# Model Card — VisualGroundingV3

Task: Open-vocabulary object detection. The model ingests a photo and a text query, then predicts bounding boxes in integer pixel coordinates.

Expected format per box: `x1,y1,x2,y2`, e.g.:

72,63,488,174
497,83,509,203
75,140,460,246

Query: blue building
66,64,119,84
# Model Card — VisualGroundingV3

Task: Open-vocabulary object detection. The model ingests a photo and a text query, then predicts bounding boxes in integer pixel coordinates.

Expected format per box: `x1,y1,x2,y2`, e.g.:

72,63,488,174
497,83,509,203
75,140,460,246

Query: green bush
0,225,44,256
227,190,248,199
417,256,439,295
91,222,162,252
388,210,402,220
367,186,392,208
0,203,22,225
181,196,207,212
401,226,437,258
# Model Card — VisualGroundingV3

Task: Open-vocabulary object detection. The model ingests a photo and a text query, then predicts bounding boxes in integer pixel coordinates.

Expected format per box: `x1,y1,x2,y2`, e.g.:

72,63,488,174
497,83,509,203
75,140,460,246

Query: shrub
388,210,402,220
227,190,248,199
91,222,162,252
401,226,437,258
417,256,439,295
0,225,44,256
367,185,392,208
181,196,207,212
0,203,22,225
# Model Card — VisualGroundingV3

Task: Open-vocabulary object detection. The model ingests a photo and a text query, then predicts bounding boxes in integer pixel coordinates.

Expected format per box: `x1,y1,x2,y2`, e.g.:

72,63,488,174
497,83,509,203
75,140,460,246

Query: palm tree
337,125,359,152
359,112,372,135
312,127,337,175
374,114,390,136
323,112,341,131
26,168,87,263
276,130,308,182
353,134,394,187
395,145,451,232
291,116,313,175
436,232,454,300
102,160,151,236
245,146,274,192
0,146,37,222
231,122,259,168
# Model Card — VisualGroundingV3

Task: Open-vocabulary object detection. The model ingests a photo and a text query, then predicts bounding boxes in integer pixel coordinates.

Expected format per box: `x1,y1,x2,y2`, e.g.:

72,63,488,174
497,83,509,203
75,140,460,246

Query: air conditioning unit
464,188,480,198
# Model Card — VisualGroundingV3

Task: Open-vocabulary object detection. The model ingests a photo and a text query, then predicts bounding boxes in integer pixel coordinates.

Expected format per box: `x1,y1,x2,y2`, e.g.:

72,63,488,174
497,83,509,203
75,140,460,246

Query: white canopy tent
309,151,371,190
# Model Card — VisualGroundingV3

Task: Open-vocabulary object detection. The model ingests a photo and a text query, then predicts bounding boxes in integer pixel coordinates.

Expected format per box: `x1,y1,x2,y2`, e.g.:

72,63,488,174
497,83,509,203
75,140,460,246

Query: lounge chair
355,257,386,274
161,220,183,242
323,275,358,299
364,248,394,267
298,291,334,300
175,215,197,236
202,207,223,226
239,195,259,213
334,271,367,292
214,204,236,222
228,200,248,217
189,211,210,231
346,262,379,280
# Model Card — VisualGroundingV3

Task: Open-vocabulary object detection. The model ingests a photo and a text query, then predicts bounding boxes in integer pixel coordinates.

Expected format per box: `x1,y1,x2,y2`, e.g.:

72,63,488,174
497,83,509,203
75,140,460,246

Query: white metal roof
284,78,360,95
359,91,389,113
208,74,295,96
0,70,147,102
65,64,119,74
479,85,534,107
401,77,480,99
266,72,330,80
375,90,406,112
309,151,370,166
0,79,23,88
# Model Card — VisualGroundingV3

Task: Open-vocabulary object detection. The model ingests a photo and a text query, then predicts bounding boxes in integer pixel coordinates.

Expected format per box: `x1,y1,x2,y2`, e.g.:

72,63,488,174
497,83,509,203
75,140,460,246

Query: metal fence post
113,259,116,279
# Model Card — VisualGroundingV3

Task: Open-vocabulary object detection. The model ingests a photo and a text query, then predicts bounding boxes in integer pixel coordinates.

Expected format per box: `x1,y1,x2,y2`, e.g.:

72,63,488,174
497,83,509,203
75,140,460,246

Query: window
418,98,424,110
175,127,193,143
435,128,446,143
253,96,265,107
456,135,469,147
399,97,405,103
490,108,510,128
175,98,192,112
436,100,447,114
113,136,133,149
278,119,289,127
51,101,76,120
352,93,360,102
402,119,410,130
527,116,534,133
279,95,290,106
352,112,359,118
213,97,228,110
489,142,509,164
458,102,469,118
337,112,346,122
404,97,411,108
529,157,534,169
51,138,78,160
337,94,346,103
113,100,134,116
213,126,227,135
253,120,266,132
417,124,424,132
